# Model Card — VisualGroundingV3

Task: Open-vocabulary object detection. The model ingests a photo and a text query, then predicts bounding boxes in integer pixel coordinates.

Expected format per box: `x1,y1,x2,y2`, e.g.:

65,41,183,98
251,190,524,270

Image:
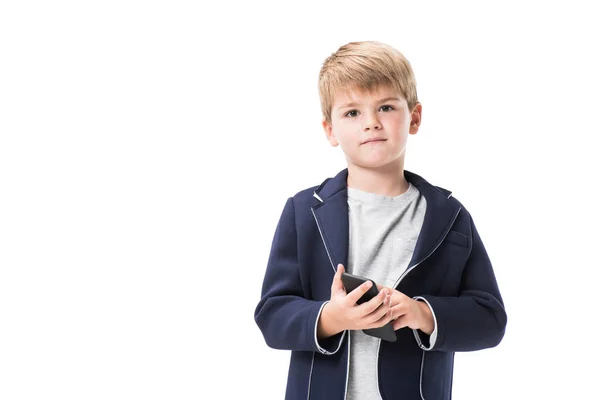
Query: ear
322,119,339,147
409,103,422,135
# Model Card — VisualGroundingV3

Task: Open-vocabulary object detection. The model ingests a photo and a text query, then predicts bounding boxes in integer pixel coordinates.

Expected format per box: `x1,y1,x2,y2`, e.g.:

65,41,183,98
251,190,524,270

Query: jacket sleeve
414,214,507,352
254,197,343,353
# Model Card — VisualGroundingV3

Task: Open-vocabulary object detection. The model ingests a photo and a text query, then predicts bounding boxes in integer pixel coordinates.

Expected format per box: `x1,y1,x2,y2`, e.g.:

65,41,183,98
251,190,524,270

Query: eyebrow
336,97,402,110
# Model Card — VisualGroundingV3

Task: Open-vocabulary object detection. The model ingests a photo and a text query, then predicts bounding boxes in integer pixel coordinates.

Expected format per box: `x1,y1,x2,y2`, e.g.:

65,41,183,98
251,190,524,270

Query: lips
362,138,387,144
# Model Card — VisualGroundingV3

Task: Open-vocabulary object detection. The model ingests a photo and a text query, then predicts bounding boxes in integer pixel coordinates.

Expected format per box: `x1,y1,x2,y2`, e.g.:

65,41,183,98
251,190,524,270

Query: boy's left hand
377,284,434,335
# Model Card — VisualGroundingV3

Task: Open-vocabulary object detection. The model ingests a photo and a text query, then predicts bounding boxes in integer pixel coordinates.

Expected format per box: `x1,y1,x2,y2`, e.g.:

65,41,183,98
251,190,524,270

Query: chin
349,158,397,170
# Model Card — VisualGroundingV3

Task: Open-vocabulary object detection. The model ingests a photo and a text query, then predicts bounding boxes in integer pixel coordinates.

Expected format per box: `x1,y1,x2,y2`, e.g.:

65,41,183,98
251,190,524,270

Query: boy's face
323,85,421,171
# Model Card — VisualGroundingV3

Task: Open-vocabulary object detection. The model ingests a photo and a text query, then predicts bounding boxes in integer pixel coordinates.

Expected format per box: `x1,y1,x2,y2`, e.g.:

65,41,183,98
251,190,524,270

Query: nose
362,112,381,131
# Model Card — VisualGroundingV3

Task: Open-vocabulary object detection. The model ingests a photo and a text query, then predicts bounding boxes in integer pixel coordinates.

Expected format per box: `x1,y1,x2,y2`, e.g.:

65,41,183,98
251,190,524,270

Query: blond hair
318,41,419,123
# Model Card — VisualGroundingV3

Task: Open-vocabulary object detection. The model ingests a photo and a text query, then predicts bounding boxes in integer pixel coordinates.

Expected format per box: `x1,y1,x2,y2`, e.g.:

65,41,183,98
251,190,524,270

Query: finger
393,290,408,301
390,291,407,308
355,288,388,315
366,294,392,324
346,279,375,305
389,304,407,321
392,316,408,331
365,299,394,328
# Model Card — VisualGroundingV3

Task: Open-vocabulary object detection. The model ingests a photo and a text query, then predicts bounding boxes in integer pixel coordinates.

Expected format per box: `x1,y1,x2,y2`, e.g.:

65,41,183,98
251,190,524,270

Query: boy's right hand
317,264,392,339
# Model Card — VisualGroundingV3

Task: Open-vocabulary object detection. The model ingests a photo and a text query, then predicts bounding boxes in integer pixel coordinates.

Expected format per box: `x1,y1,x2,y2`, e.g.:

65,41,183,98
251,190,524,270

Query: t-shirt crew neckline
346,182,418,205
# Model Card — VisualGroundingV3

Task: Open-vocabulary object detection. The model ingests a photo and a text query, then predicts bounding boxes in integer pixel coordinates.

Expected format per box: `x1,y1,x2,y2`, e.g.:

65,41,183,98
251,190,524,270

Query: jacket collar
313,168,453,203
311,168,460,277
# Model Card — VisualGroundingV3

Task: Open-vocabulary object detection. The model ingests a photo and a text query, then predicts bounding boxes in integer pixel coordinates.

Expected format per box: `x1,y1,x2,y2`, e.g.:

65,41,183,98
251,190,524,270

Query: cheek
384,114,406,128
385,118,409,139
333,123,357,145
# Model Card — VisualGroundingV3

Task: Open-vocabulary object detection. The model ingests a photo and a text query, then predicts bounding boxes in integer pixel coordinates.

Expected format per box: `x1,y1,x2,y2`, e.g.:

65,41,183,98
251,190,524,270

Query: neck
346,161,409,197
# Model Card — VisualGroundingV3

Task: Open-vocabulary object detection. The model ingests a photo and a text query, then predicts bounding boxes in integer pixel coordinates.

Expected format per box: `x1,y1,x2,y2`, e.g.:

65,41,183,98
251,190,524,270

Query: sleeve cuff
314,301,346,355
412,296,438,351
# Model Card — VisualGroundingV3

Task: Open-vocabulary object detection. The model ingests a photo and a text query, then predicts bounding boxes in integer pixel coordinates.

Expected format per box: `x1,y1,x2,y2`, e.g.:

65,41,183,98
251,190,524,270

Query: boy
254,41,507,400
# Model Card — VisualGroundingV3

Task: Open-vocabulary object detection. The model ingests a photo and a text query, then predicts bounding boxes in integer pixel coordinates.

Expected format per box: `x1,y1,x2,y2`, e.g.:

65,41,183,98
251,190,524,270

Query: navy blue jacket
255,169,507,400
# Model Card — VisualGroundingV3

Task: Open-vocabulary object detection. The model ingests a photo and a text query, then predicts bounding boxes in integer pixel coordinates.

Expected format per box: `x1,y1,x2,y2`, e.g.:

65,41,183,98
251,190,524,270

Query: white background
1,1,599,399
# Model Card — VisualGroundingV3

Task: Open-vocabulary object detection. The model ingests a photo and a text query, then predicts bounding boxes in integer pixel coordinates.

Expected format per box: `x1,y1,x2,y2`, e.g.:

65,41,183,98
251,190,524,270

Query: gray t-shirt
346,182,427,400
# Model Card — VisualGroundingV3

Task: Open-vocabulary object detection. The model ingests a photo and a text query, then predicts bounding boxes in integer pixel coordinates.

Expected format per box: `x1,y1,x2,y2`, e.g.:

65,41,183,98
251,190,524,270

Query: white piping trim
307,352,315,400
391,207,462,290
311,207,350,399
344,332,350,399
375,206,461,399
310,207,337,274
412,296,438,350
314,301,347,355
313,192,324,202
419,350,426,400
375,338,383,399
311,206,350,398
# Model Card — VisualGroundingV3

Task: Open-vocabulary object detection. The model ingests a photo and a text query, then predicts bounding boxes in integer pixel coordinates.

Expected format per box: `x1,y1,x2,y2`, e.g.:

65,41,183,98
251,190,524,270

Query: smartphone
341,272,397,342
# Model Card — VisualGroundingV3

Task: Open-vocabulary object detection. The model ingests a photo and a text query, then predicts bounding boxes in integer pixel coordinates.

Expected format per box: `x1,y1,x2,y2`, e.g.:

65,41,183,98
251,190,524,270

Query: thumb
331,264,345,293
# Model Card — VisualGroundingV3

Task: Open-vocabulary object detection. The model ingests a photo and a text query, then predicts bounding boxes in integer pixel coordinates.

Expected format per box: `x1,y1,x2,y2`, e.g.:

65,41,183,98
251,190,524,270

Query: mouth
362,138,387,145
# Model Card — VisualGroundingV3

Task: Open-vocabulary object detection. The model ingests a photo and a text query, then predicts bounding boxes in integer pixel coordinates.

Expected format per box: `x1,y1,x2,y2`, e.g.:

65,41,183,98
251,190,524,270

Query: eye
344,110,359,118
380,105,395,112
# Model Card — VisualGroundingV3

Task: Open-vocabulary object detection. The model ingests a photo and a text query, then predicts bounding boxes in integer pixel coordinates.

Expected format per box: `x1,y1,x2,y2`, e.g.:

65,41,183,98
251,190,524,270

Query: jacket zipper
310,207,349,400
378,206,462,400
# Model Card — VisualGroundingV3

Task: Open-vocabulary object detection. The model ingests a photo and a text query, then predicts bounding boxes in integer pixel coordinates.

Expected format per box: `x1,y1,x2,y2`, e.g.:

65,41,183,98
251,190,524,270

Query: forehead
332,85,406,108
